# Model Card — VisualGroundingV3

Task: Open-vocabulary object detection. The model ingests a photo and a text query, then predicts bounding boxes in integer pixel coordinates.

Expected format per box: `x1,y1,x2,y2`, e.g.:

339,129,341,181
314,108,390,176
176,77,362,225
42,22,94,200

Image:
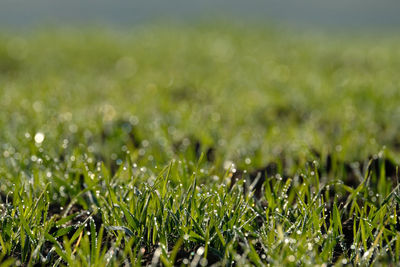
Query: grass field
1,24,400,266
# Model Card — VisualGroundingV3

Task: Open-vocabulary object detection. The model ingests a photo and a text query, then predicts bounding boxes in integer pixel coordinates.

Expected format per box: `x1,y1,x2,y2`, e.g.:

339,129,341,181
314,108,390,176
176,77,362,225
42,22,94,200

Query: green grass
1,23,400,266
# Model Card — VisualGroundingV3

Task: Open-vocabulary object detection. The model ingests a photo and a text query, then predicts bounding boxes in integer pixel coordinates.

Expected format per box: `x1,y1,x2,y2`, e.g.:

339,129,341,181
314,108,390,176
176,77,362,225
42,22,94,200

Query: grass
1,23,400,266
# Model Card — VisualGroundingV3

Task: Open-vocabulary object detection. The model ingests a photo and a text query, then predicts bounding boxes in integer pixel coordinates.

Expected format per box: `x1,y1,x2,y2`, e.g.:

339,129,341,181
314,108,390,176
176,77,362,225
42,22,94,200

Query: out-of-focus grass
1,24,400,266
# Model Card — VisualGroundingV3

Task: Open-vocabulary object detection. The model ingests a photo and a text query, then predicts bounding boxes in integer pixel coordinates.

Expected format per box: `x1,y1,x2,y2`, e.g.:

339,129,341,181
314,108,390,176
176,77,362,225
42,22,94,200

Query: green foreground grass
1,24,400,266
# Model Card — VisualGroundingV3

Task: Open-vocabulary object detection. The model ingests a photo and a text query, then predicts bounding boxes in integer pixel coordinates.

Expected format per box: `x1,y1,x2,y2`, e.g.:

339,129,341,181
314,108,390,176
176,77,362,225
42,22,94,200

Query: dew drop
34,132,45,144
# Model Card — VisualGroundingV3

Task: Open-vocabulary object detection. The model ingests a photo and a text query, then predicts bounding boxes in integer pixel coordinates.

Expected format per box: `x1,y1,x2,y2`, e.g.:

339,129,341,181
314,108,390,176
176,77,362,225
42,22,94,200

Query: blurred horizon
1,0,400,32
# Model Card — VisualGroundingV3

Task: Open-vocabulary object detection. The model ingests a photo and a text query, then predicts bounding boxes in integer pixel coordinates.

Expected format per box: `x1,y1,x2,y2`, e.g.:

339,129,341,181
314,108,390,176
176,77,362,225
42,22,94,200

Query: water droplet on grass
197,247,205,255
288,255,295,262
200,258,208,266
34,132,45,144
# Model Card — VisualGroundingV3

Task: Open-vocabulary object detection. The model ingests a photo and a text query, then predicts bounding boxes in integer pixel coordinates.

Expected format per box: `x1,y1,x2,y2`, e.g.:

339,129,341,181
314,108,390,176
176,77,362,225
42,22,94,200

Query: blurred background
1,0,400,30
1,0,400,174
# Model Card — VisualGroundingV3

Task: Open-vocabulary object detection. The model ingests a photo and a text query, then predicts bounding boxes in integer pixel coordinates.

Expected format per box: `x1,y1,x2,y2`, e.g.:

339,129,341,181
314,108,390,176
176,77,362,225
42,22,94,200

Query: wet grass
1,23,400,266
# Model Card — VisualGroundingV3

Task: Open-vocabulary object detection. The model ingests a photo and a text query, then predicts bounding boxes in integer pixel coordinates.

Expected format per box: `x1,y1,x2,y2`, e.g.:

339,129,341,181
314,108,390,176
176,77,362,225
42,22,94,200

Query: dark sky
1,0,400,30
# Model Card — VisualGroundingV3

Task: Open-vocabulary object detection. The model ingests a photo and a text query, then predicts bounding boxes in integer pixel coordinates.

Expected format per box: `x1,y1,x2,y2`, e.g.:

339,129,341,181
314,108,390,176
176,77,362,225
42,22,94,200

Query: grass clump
1,24,400,265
